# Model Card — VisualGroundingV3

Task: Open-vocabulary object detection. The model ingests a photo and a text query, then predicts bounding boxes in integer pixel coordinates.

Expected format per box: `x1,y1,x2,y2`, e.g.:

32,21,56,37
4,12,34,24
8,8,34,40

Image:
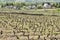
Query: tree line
0,2,60,9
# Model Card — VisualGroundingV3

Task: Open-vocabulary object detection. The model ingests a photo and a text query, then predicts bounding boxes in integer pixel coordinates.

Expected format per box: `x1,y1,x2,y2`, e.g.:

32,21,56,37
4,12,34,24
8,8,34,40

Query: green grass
0,8,60,15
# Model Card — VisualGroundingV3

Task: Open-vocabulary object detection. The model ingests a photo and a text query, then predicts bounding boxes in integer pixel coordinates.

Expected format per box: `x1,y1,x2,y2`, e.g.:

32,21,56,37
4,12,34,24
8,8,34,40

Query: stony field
0,12,60,40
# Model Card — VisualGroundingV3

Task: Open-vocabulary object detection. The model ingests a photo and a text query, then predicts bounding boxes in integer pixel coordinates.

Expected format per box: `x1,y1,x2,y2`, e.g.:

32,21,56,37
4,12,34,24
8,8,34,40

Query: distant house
43,2,51,9
26,5,36,9
12,6,20,10
5,5,13,9
4,4,20,10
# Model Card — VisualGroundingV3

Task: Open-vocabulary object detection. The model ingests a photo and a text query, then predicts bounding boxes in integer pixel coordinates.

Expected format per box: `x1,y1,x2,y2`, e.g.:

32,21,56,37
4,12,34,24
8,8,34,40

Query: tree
57,2,60,8
52,3,58,8
5,3,14,6
13,2,26,7
37,5,43,9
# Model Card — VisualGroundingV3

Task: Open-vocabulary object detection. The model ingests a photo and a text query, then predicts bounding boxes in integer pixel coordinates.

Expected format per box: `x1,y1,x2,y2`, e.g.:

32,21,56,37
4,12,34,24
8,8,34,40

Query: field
0,9,60,40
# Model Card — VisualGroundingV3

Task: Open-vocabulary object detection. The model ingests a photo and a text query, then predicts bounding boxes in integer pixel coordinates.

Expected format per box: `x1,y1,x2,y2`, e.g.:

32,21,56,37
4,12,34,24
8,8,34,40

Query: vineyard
0,12,60,40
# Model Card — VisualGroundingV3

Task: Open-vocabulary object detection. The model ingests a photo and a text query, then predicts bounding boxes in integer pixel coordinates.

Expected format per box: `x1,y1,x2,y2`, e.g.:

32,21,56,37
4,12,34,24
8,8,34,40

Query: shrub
37,5,43,9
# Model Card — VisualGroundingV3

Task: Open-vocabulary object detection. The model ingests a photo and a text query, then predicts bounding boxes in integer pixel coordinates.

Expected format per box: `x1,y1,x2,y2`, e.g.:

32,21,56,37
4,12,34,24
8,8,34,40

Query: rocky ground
0,13,60,40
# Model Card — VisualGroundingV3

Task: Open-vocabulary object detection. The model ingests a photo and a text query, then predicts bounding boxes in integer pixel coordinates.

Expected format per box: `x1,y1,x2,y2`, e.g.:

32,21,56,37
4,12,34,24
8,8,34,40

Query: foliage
37,5,43,9
1,2,60,9
5,3,14,6
52,2,60,8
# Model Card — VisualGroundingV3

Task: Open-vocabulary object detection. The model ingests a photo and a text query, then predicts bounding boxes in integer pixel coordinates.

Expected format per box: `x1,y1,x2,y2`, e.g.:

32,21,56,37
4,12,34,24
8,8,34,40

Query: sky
0,0,60,2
